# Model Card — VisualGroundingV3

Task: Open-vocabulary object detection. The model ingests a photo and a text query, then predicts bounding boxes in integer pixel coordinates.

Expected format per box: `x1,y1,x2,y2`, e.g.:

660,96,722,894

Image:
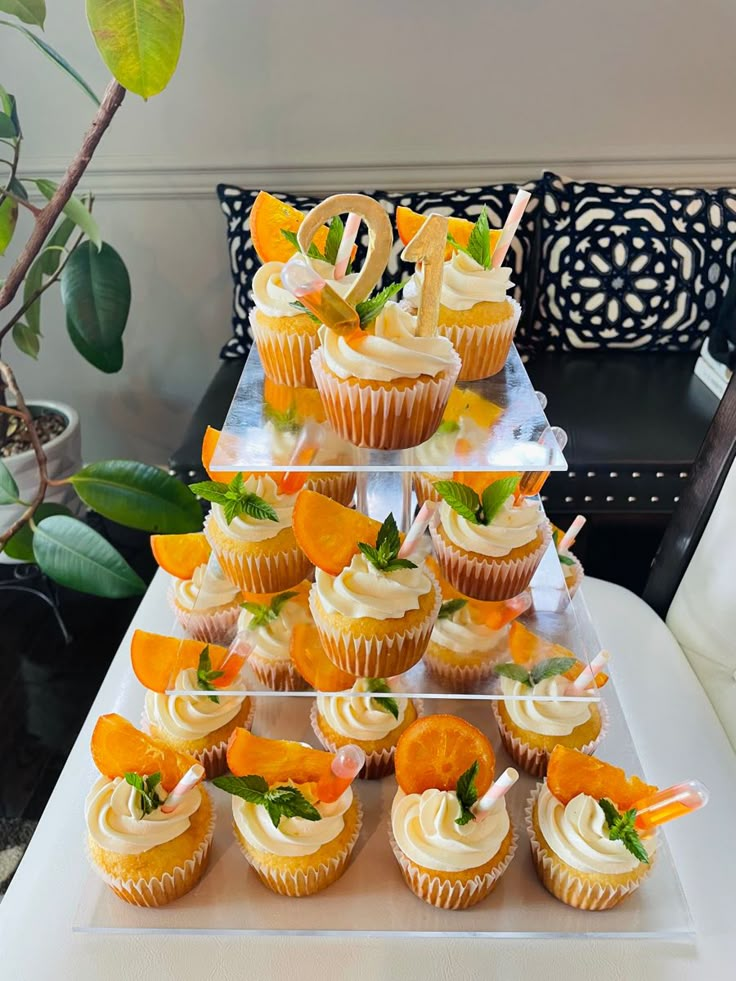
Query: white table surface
2,572,735,981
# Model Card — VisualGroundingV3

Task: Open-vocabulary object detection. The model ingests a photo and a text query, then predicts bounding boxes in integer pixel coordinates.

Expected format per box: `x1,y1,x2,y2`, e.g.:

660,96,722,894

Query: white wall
3,0,735,463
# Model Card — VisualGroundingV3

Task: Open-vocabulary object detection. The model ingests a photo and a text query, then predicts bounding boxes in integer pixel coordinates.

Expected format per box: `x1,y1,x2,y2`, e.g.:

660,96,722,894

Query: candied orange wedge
395,207,503,263
509,620,575,668
91,714,198,791
150,532,211,580
292,488,382,575
290,622,357,691
263,378,327,423
442,386,503,430
453,471,523,502
394,715,494,797
201,425,239,483
130,630,239,693
226,729,348,803
250,191,358,265
547,746,658,810
564,660,609,690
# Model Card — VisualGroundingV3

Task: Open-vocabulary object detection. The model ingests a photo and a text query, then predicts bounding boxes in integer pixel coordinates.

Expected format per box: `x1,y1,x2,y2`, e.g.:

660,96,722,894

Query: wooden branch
0,79,125,313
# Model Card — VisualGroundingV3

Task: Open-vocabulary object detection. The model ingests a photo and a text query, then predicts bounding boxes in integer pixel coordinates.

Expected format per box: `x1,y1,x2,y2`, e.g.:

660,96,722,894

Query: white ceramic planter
0,400,83,563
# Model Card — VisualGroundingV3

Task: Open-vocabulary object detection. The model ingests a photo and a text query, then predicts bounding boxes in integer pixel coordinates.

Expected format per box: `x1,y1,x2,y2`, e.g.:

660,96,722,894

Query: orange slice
547,746,658,810
150,532,211,580
240,578,311,609
201,425,239,483
394,715,494,797
453,471,523,503
508,621,574,668
292,488,382,575
91,714,198,791
263,378,327,424
441,387,503,430
290,622,357,691
396,207,503,263
130,630,238,693
250,191,358,265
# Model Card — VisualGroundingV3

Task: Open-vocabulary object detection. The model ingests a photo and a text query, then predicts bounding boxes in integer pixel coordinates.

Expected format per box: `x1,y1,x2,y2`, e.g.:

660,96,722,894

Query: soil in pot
1,410,67,458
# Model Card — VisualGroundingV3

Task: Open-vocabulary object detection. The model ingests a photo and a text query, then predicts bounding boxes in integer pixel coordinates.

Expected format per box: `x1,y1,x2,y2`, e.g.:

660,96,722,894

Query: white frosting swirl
431,603,504,655
405,251,513,311
391,788,510,872
237,595,310,663
318,302,456,381
537,784,655,874
253,259,358,318
85,775,201,855
500,675,591,735
173,563,239,612
211,474,295,543
316,679,408,740
313,552,434,621
145,668,245,739
232,783,352,857
439,495,542,557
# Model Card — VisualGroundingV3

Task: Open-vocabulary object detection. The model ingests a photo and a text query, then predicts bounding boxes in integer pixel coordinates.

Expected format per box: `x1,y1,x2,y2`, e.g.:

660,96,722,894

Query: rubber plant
0,0,202,598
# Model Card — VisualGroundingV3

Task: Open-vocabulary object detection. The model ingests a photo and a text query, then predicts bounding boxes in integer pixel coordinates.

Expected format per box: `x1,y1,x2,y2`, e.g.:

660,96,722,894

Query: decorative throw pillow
217,182,538,360
526,171,736,354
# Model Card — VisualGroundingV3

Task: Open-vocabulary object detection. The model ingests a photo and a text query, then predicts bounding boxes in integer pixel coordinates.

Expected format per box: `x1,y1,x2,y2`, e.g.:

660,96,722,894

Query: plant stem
1,188,42,216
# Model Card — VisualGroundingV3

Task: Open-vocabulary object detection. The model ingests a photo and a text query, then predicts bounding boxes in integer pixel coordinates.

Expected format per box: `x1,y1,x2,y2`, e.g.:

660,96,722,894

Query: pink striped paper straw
492,188,532,268
569,650,610,693
559,515,586,552
161,763,205,813
473,767,519,817
333,212,361,280
229,631,255,661
398,501,439,558
331,744,365,781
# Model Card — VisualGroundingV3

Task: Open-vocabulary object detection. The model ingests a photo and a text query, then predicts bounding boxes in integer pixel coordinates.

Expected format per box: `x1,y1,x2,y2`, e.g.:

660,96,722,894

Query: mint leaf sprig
438,598,467,620
281,215,347,267
263,402,299,432
355,281,407,328
241,591,298,630
124,771,163,817
358,513,417,574
364,677,399,719
495,656,577,688
455,760,480,826
598,798,650,864
435,419,460,436
197,646,225,703
434,476,520,526
189,472,279,526
447,206,494,269
213,774,321,828
552,527,576,566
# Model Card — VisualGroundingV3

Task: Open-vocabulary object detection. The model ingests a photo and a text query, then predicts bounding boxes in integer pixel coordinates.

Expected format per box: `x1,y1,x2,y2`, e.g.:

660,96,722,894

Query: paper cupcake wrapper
562,553,585,598
423,644,499,693
525,786,653,910
439,299,521,381
430,522,552,601
89,792,215,908
250,310,317,388
492,700,609,778
311,348,461,450
388,822,517,910
412,472,441,507
233,797,363,897
167,587,240,645
309,575,441,677
306,471,357,507
248,650,310,692
204,511,313,594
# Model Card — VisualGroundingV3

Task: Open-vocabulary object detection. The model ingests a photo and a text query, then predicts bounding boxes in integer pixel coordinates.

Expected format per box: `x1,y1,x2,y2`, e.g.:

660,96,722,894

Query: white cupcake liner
234,797,363,897
250,309,318,387
438,299,521,381
311,348,462,450
423,642,500,693
412,472,441,507
248,650,310,692
306,471,357,507
430,522,552,601
525,785,653,910
167,586,240,645
308,575,442,677
388,821,517,910
492,699,609,778
88,791,215,908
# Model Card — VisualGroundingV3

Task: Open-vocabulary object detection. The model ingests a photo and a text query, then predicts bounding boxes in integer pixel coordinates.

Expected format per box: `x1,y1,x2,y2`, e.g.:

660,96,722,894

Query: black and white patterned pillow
217,183,538,360
526,171,736,354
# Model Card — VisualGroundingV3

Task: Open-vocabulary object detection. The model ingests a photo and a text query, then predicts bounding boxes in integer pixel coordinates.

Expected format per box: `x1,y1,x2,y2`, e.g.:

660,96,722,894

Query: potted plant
0,0,202,594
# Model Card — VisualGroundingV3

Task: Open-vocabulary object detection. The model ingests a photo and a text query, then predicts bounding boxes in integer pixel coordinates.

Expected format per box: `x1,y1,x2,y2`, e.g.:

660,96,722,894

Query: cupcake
430,474,551,601
389,715,516,909
214,728,363,897
424,596,507,692
237,585,311,691
168,561,242,644
262,415,356,507
311,298,461,450
403,208,520,381
526,746,657,910
311,678,420,778
197,472,312,594
86,713,215,907
552,524,585,597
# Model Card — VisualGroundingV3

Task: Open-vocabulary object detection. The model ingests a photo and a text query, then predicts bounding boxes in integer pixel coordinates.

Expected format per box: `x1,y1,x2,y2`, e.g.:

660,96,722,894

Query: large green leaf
0,21,99,104
0,1,46,28
0,83,20,136
66,314,123,373
0,195,17,255
3,502,71,560
23,249,44,333
12,322,39,358
32,514,146,597
33,179,101,249
60,241,130,361
0,458,20,504
86,0,184,99
0,111,17,137
40,216,75,275
69,460,203,533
